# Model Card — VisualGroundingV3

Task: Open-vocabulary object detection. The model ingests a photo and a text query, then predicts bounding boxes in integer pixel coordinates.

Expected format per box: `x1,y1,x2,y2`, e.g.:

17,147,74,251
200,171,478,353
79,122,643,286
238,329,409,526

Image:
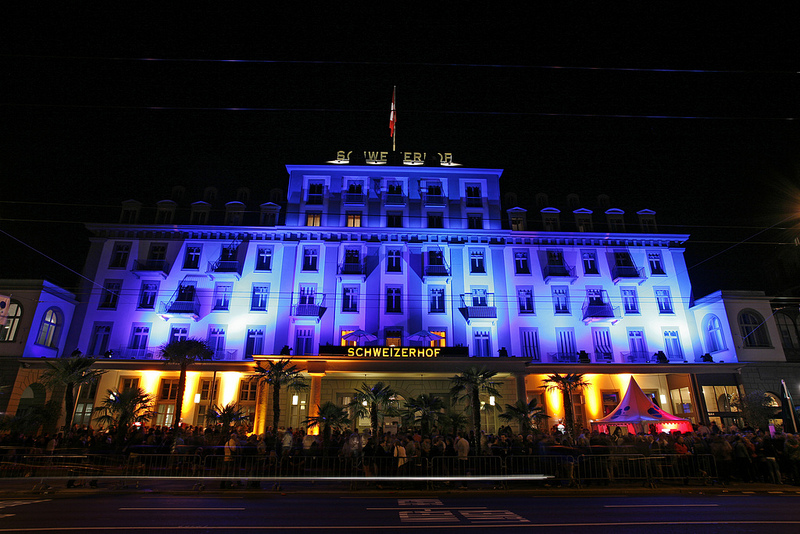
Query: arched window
704,314,725,353
738,310,770,348
775,313,799,349
36,307,63,349
0,300,22,342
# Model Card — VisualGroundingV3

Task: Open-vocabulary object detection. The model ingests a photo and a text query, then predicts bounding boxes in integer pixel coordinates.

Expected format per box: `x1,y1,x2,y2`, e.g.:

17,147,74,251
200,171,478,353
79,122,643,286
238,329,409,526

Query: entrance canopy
591,377,693,434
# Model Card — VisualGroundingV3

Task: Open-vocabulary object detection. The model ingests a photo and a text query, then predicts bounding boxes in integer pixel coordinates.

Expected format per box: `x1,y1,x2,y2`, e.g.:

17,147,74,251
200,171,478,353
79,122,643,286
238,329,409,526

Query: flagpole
390,86,396,152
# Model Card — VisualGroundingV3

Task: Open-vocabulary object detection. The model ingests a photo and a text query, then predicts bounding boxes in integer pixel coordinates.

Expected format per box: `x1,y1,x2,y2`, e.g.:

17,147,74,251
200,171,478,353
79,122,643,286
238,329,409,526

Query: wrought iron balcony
384,193,406,205
131,259,170,278
621,351,652,363
117,347,159,359
338,262,366,275
292,295,327,319
547,351,579,363
160,297,201,319
423,193,446,206
581,294,620,324
342,192,365,204
424,264,451,277
458,293,497,321
543,263,577,283
611,265,646,284
206,260,242,279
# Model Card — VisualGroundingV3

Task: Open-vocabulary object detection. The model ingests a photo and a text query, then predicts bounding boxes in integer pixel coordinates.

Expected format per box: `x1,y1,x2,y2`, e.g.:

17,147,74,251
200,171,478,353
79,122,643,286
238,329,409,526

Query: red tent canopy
591,377,693,434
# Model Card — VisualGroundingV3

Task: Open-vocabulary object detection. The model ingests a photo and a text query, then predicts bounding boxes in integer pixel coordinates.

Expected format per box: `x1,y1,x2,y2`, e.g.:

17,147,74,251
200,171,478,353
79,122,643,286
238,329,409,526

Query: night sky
3,5,798,298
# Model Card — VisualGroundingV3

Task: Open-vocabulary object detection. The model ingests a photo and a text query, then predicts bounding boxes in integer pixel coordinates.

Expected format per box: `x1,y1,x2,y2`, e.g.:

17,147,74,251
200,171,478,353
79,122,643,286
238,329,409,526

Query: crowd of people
2,422,799,486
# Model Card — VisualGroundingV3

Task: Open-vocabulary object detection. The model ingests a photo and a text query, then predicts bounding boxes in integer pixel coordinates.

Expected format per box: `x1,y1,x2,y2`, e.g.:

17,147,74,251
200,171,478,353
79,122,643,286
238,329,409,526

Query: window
307,182,324,204
148,243,167,262
520,328,540,361
514,250,530,274
655,288,673,314
547,249,564,267
387,249,402,272
213,282,233,310
298,284,316,306
88,322,111,356
627,329,647,358
471,287,488,307
556,328,577,358
183,246,202,269
120,377,140,392
0,301,22,342
469,249,486,273
648,252,666,275
776,313,799,349
109,242,131,269
429,287,446,313
386,287,402,313
510,215,525,231
340,329,356,347
207,326,226,359
621,287,639,314
705,314,726,352
169,325,188,344
663,329,683,360
385,329,402,347
552,286,569,314
582,250,599,275
739,310,771,347
346,212,362,227
302,247,319,271
518,287,535,314
155,404,175,427
306,211,322,226
295,328,314,356
245,327,264,359
427,250,445,274
190,208,208,225
239,379,258,402
427,212,444,228
472,330,491,357
465,184,482,207
160,379,180,401
430,330,446,348
199,378,219,402
99,280,122,310
129,324,150,353
251,284,269,311
36,307,63,348
467,214,483,229
387,211,403,228
342,286,359,312
138,281,159,309
255,246,273,271
592,327,613,362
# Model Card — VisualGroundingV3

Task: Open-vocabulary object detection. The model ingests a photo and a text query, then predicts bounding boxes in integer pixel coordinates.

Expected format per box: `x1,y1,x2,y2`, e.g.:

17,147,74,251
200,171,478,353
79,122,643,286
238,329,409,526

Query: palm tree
403,393,444,435
40,354,106,431
499,398,549,436
305,401,351,456
439,410,469,437
252,359,309,433
450,366,501,449
206,402,248,429
348,382,399,445
160,338,213,435
540,373,590,438
94,387,154,446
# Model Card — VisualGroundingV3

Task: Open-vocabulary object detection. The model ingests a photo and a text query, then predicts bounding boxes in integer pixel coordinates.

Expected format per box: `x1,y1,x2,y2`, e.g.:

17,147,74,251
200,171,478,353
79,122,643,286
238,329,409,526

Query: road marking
604,504,719,508
119,507,246,511
367,507,487,510
0,501,50,510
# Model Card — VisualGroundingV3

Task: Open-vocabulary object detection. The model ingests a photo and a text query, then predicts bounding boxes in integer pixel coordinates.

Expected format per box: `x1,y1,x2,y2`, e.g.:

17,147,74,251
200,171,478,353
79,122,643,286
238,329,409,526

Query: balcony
212,349,238,361
423,193,446,206
117,347,159,359
292,295,327,322
384,193,406,206
159,297,201,321
424,264,450,277
621,351,652,363
542,263,578,284
611,265,646,285
131,259,171,278
458,293,497,323
338,261,366,276
465,197,483,208
206,260,242,280
581,294,620,324
342,192,365,204
306,193,324,205
547,351,579,363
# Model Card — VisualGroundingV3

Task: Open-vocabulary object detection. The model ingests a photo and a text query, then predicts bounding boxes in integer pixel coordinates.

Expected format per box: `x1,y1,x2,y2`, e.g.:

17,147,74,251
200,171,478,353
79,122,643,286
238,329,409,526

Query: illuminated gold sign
347,347,440,358
333,151,455,166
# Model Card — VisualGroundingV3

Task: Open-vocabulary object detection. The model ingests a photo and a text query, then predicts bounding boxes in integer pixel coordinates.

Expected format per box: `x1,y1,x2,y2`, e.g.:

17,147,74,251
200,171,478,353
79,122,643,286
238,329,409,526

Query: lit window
239,379,258,402
306,212,322,226
302,247,319,271
346,212,362,227
255,246,273,271
470,249,486,273
183,246,202,269
705,314,725,352
342,286,359,312
429,287,446,313
663,330,683,360
213,283,233,311
518,287,535,314
169,325,188,344
621,287,639,314
655,288,673,314
472,330,491,357
582,250,599,275
514,250,530,275
552,286,569,314
648,252,666,275
35,307,63,348
251,285,269,311
0,301,22,342
139,281,159,309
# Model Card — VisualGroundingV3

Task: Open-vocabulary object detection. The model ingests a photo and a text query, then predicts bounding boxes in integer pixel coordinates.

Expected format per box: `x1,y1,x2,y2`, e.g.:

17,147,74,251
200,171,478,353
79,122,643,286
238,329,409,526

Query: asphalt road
1,492,799,533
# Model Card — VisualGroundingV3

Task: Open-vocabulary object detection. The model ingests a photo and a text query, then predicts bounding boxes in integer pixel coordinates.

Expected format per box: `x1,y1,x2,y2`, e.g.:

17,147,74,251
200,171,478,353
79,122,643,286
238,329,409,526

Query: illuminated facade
5,157,793,433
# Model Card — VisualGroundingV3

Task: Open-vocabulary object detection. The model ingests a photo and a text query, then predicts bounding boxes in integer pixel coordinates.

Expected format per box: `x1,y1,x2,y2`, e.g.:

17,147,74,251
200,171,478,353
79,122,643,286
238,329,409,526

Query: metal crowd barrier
0,451,717,490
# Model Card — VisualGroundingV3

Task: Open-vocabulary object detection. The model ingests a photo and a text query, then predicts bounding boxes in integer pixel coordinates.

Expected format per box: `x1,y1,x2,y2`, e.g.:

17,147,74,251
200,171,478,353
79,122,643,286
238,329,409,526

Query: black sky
3,4,799,296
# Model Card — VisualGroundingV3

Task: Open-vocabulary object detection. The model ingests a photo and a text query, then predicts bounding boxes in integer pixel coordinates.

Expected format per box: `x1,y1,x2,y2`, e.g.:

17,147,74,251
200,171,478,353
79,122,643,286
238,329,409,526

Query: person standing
455,432,470,489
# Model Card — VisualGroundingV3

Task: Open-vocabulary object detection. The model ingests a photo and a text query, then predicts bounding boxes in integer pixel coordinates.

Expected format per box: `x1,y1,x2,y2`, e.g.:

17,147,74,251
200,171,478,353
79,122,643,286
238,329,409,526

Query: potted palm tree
540,373,590,438
450,366,502,450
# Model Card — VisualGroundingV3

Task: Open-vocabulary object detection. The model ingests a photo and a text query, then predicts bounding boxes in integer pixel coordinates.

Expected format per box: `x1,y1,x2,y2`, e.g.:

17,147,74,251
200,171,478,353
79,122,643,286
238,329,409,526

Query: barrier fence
0,451,718,490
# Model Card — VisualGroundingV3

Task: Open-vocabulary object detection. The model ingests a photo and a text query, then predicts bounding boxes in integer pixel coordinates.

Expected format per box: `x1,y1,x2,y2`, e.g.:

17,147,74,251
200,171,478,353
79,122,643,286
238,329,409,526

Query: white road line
118,507,246,511
367,507,487,510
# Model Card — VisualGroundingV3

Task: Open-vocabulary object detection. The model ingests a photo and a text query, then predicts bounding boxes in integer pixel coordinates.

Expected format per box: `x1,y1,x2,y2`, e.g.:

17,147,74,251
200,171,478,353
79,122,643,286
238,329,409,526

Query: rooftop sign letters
321,346,469,358
331,151,458,166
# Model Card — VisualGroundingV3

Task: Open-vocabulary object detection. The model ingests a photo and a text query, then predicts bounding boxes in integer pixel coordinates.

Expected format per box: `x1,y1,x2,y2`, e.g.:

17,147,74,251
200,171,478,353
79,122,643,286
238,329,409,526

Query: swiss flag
389,87,396,138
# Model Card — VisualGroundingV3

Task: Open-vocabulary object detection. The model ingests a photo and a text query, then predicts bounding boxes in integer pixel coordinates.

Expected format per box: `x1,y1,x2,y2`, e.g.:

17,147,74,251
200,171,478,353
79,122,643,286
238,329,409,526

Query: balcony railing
465,197,483,208
338,262,366,275
117,347,159,359
581,294,620,323
621,351,652,363
458,293,497,319
547,351,579,363
384,193,406,205
306,193,324,205
543,263,577,282
292,295,327,317
132,259,171,276
424,264,451,277
612,265,646,283
212,349,238,361
160,297,201,317
342,192,365,204
423,193,446,206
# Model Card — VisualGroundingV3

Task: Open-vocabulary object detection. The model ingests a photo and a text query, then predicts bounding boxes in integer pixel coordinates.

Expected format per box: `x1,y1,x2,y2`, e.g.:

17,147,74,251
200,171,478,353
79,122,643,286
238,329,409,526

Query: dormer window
190,202,210,225
541,208,560,231
465,184,482,207
606,209,625,232
224,202,245,225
